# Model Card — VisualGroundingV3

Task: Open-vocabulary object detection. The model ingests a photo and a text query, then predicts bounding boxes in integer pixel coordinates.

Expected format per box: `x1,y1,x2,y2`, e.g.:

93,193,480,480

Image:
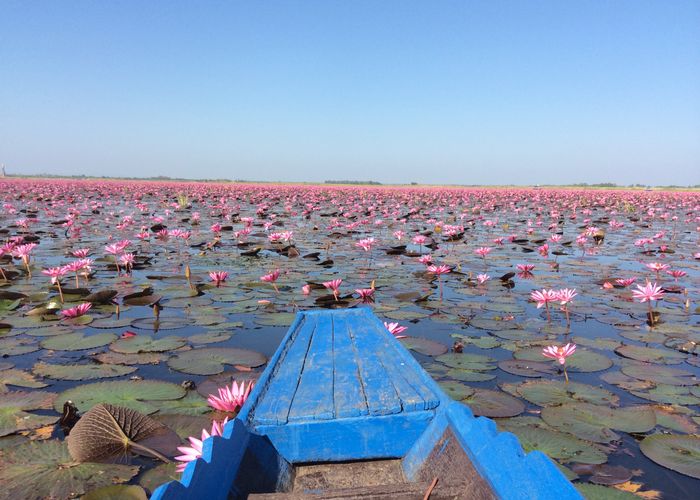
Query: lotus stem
129,440,172,464
56,280,64,303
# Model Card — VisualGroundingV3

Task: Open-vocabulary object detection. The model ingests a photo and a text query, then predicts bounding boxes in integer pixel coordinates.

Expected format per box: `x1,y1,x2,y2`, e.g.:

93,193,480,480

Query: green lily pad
463,389,525,417
138,463,179,495
498,359,556,378
150,391,211,415
513,346,612,373
445,369,496,382
93,351,166,365
83,485,148,500
110,334,186,354
498,423,607,464
54,380,186,414
435,352,497,370
167,347,267,375
0,390,58,437
131,317,192,330
621,364,698,386
0,368,48,391
400,337,448,356
32,361,137,380
188,332,233,344
451,334,501,349
631,384,700,406
0,337,40,356
253,312,297,326
640,434,700,479
40,332,116,351
541,403,656,443
90,317,135,329
615,345,686,365
155,413,214,440
0,440,139,498
438,380,476,400
651,405,700,433
575,484,641,499
515,380,619,407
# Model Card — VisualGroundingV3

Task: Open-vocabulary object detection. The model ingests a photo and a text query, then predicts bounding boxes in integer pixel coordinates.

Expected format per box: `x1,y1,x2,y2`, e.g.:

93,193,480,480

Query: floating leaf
138,463,179,495
83,485,148,500
498,359,556,378
0,368,48,390
0,337,39,356
570,464,633,486
55,380,186,414
399,337,448,356
155,413,214,440
514,346,612,373
167,347,266,375
33,361,137,380
631,384,700,406
438,381,475,400
515,380,619,407
639,434,700,479
149,391,211,416
576,483,641,499
0,390,58,437
110,334,186,354
67,403,177,463
621,364,698,386
615,345,686,365
435,352,496,371
188,331,233,344
40,332,116,351
464,389,525,417
93,351,166,365
541,403,656,443
0,440,139,498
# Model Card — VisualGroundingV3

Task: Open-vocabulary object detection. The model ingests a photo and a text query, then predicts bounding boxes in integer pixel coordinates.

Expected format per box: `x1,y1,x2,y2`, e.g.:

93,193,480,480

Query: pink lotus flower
301,284,311,295
355,288,375,303
517,264,535,272
666,269,687,281
209,271,229,286
530,289,558,322
632,281,664,303
261,269,281,293
384,321,408,338
323,279,342,300
393,230,405,241
645,262,670,277
615,277,636,287
355,237,376,252
207,380,254,413
412,235,427,246
60,302,92,318
474,247,492,258
542,343,577,365
418,254,433,265
71,248,91,258
538,243,549,257
42,267,67,284
175,417,229,473
477,274,490,285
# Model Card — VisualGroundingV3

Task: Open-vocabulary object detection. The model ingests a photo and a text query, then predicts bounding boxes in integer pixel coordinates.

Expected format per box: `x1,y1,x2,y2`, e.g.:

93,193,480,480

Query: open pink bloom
175,417,229,473
474,247,493,258
355,288,375,303
556,288,577,305
615,277,636,287
323,279,342,293
11,243,37,259
71,248,90,258
42,267,67,284
632,282,665,303
530,289,558,308
209,271,229,285
477,274,490,285
517,264,535,272
301,284,311,295
60,302,92,318
384,321,408,338
666,269,687,280
210,223,222,234
542,343,577,365
418,254,433,265
260,269,281,283
538,243,549,257
412,235,427,245
207,380,254,412
393,230,405,241
427,264,451,276
355,238,375,252
645,262,670,273
119,253,135,267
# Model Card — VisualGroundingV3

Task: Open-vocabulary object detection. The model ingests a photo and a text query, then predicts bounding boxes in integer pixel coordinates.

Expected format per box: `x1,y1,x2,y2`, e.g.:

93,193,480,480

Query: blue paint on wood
152,308,582,500
288,313,335,421
331,312,369,418
251,315,315,425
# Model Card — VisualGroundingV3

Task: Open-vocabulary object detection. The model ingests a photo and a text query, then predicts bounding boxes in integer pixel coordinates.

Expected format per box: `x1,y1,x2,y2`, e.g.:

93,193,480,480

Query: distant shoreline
1,174,698,191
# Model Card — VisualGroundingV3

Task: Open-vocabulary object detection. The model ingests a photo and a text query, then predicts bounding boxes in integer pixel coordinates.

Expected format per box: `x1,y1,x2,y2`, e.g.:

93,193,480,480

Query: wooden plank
252,316,316,425
348,320,402,416
288,313,335,421
331,313,369,418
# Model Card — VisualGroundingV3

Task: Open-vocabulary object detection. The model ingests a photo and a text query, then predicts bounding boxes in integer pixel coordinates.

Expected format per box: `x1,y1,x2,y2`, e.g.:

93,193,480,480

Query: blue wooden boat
152,308,582,499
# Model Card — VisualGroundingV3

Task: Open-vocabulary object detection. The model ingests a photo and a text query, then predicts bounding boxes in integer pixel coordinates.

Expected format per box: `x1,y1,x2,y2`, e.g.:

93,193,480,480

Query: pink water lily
42,266,67,302
530,289,558,322
355,288,375,303
384,321,408,338
60,302,92,318
209,271,229,286
323,279,342,300
542,343,577,384
175,417,230,473
207,379,254,413
261,269,281,293
633,281,665,326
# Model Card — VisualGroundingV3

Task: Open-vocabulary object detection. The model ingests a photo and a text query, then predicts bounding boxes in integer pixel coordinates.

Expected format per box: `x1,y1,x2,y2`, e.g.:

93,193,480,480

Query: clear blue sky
1,1,699,185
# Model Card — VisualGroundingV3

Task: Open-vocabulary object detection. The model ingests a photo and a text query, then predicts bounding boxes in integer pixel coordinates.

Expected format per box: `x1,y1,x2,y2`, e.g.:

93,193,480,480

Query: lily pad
0,368,48,390
498,359,556,378
515,380,619,407
0,337,40,356
93,351,166,365
639,434,700,479
188,331,233,344
498,423,607,464
40,332,116,351
138,463,179,495
631,384,700,406
149,391,211,415
33,361,137,380
0,440,139,498
575,484,641,499
399,337,448,356
167,347,267,375
54,380,186,414
0,390,58,437
110,335,187,354
83,485,148,500
615,345,686,365
621,364,698,386
513,346,612,373
438,380,475,400
463,389,525,417
435,352,497,371
541,403,656,443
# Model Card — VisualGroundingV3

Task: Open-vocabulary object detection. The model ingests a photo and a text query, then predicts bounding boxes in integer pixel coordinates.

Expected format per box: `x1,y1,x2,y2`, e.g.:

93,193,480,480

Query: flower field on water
0,178,699,498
